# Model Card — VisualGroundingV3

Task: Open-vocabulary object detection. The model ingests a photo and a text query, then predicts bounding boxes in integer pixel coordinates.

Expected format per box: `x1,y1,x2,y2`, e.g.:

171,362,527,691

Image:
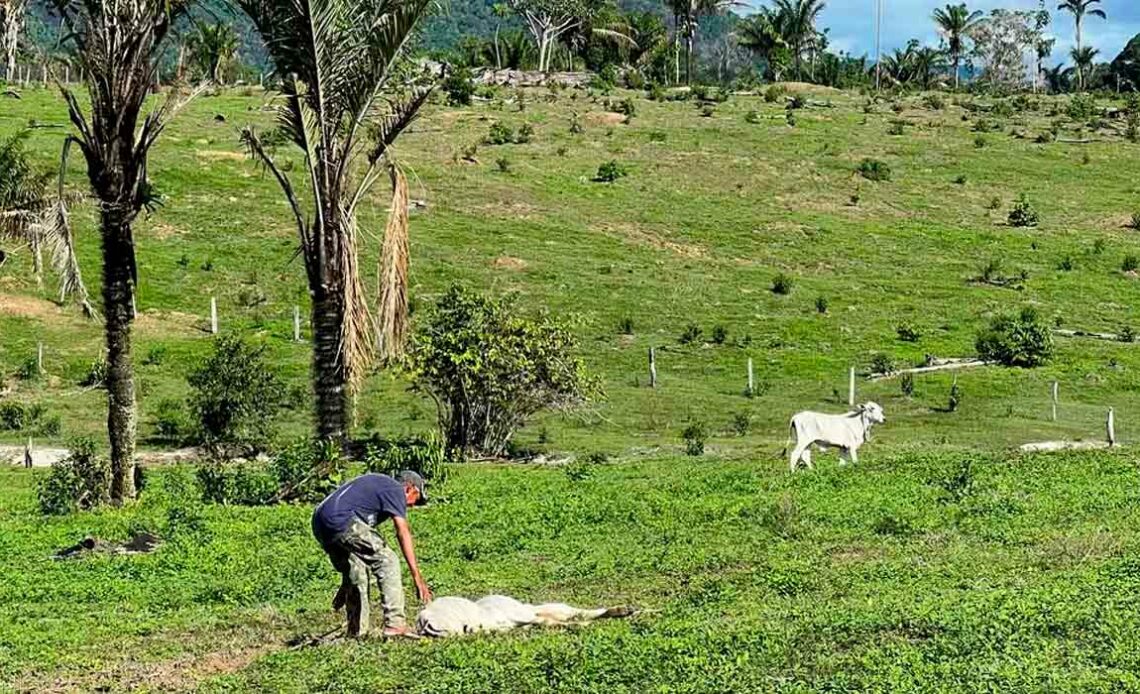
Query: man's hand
415,577,433,604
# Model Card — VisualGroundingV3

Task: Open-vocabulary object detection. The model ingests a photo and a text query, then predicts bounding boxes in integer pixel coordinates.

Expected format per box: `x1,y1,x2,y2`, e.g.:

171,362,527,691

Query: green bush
870,353,894,375
887,120,905,136
815,296,829,313
36,438,111,515
615,97,636,120
731,411,752,436
186,334,286,455
682,421,707,456
763,84,786,103
679,323,702,345
976,307,1054,367
1008,194,1039,228
857,158,891,182
618,316,634,335
900,371,915,397
745,109,761,124
594,160,628,183
196,457,278,506
923,93,945,110
1067,93,1097,121
1123,254,1139,272
0,401,59,436
79,356,108,388
0,401,28,430
409,285,599,459
151,398,190,443
442,67,475,106
896,321,921,342
771,273,794,295
485,121,514,145
269,439,345,503
711,325,728,344
515,122,535,144
364,432,448,484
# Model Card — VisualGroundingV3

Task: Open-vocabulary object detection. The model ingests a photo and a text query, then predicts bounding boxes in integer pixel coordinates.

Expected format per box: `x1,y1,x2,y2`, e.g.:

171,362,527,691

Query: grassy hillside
3,84,1140,457
3,450,1140,691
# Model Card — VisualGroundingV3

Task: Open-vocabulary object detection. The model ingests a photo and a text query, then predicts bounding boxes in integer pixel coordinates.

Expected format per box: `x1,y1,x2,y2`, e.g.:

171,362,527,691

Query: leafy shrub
815,296,829,314
186,334,286,455
991,100,1014,119
896,322,921,342
785,112,796,127
364,432,448,485
700,104,716,118
931,457,976,504
151,398,189,443
409,285,599,459
485,121,514,145
760,494,800,539
975,307,1054,367
0,402,28,430
972,118,995,132
495,156,511,173
771,273,794,295
873,513,915,537
623,69,646,90
568,113,583,134
744,109,761,124
79,356,108,388
648,130,667,143
615,98,636,120
196,457,278,506
986,195,1002,210
974,134,987,148
1123,254,1139,272
1057,255,1075,271
618,316,634,335
1119,326,1136,343
763,84,786,103
1128,212,1140,230
679,323,703,345
36,438,111,515
594,160,628,183
1067,93,1097,121
870,353,893,375
731,411,752,437
1007,194,1039,227
681,421,707,456
711,325,728,344
142,345,167,366
515,123,535,144
270,439,346,502
953,174,967,185
923,93,945,110
900,371,915,397
887,120,905,136
646,83,667,101
442,67,475,106
948,378,961,412
857,158,891,182
0,401,59,436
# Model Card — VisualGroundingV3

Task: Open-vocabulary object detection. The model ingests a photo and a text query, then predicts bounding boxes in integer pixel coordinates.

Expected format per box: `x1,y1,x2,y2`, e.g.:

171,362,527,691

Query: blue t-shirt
312,473,407,542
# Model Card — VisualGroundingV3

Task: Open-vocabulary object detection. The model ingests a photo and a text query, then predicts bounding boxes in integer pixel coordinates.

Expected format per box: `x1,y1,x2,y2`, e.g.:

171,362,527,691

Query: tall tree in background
507,0,604,72
49,0,194,502
932,3,982,88
1035,36,1055,92
738,7,787,80
187,21,239,83
667,0,741,84
1070,44,1099,88
236,0,433,444
1057,0,1105,90
773,0,825,80
1,0,27,79
492,2,510,69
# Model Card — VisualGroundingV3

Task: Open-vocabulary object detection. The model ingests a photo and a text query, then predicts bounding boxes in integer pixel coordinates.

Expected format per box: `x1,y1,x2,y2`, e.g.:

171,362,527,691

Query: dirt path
0,445,200,468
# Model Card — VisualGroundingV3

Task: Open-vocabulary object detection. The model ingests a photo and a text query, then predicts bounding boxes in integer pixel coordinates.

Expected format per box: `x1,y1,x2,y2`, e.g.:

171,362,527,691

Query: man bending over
311,471,433,638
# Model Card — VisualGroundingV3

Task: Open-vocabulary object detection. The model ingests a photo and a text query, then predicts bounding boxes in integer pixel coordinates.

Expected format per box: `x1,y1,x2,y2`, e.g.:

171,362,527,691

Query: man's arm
392,516,432,603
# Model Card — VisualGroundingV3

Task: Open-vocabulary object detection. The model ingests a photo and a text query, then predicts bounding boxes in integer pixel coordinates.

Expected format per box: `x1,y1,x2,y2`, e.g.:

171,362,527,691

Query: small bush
975,306,1054,367
760,494,800,538
986,195,1002,210
485,121,514,145
887,120,905,136
731,411,752,437
857,158,891,182
442,67,475,106
711,325,728,345
948,378,961,412
900,371,915,397
763,84,786,103
1007,194,1039,228
187,334,286,455
771,273,794,295
615,98,636,120
618,316,634,335
0,402,28,430
495,156,511,173
1057,255,1075,271
594,160,628,183
785,112,796,127
679,323,703,345
79,357,108,388
36,438,111,515
954,174,967,185
1123,254,1139,272
681,421,707,456
647,83,667,102
1127,212,1140,230
648,130,667,143
744,109,761,124
870,353,893,375
196,457,278,506
1119,326,1136,343
700,104,716,118
515,123,535,144
974,134,987,148
142,345,168,366
924,93,945,110
815,296,829,314
363,432,449,485
873,513,916,537
152,398,189,443
896,321,921,342
1035,130,1055,144
569,113,583,135
1067,93,1097,121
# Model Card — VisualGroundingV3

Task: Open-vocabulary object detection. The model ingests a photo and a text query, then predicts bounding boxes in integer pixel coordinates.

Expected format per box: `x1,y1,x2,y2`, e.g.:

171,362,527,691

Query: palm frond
376,163,409,363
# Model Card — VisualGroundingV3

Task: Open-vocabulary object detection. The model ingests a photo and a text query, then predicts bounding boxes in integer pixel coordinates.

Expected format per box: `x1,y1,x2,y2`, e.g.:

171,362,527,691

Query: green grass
4,450,1140,691
2,85,1140,454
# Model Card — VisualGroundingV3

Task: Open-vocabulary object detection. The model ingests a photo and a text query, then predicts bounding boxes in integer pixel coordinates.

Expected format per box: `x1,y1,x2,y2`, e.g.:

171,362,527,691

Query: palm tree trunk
311,287,350,443
953,53,960,89
494,24,501,70
1076,17,1083,91
100,206,137,502
685,32,693,85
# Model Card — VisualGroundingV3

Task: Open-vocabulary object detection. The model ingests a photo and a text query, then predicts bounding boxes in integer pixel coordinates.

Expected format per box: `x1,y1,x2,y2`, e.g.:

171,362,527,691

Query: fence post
1107,408,1116,446
210,297,218,334
649,347,657,388
24,437,33,469
848,366,856,407
746,357,754,397
293,305,302,342
37,342,43,375
1051,381,1058,422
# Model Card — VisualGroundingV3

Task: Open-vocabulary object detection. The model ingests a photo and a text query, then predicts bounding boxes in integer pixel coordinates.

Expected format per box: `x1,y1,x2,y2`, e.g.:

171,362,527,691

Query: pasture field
3,450,1140,691
2,83,1140,453
4,82,1140,691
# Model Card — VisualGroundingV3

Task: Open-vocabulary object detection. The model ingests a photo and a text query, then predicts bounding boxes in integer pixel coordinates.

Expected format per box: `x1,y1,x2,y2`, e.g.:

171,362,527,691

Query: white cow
416,595,634,637
786,402,885,470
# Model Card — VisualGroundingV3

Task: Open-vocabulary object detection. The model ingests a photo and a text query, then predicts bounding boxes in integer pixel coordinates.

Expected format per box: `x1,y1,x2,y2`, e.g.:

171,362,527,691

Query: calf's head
858,401,886,426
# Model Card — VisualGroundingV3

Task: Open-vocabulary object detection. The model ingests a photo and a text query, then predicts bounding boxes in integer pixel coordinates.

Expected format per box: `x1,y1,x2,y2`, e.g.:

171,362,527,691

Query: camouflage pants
320,519,405,636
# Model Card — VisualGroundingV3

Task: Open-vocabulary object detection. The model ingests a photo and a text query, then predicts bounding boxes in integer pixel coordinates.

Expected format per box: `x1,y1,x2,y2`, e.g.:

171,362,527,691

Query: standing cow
786,402,886,470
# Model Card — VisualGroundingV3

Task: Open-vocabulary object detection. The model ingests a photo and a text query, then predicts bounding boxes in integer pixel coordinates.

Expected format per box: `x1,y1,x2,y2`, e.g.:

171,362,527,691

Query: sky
790,0,1139,65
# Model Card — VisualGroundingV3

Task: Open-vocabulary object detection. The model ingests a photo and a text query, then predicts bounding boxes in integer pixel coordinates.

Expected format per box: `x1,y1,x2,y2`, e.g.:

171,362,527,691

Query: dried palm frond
376,164,409,363
35,197,96,318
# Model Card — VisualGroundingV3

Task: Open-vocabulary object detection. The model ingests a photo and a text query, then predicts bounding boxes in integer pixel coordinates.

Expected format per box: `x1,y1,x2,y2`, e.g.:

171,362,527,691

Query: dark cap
396,470,428,506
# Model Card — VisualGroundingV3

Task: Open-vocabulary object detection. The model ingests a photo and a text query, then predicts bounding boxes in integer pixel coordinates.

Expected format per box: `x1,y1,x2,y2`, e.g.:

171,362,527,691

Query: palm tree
236,0,432,444
492,2,510,70
1071,45,1099,90
667,0,742,84
932,3,982,89
912,46,947,89
1058,0,1105,91
48,0,193,502
738,7,786,79
187,21,239,83
773,0,826,80
1043,62,1070,93
1034,37,1055,92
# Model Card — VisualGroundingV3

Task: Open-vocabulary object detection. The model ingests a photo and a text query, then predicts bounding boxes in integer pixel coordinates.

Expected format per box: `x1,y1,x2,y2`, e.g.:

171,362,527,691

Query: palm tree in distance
1057,0,1105,90
932,3,982,89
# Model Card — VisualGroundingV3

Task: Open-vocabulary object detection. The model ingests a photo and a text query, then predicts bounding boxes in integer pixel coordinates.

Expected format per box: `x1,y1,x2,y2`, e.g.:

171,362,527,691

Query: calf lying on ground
416,595,635,637
786,401,886,471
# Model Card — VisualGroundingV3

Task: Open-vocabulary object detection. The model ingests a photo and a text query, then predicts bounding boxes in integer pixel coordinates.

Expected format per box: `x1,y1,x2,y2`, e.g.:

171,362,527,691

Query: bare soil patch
591,222,706,258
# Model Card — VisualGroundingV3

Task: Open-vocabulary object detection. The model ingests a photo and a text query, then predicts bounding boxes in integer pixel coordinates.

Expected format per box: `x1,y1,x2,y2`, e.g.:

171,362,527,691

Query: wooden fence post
293,305,302,342
1051,381,1058,422
746,357,754,397
848,366,856,407
1107,408,1116,446
25,437,33,469
37,342,43,375
210,297,218,334
649,347,657,389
